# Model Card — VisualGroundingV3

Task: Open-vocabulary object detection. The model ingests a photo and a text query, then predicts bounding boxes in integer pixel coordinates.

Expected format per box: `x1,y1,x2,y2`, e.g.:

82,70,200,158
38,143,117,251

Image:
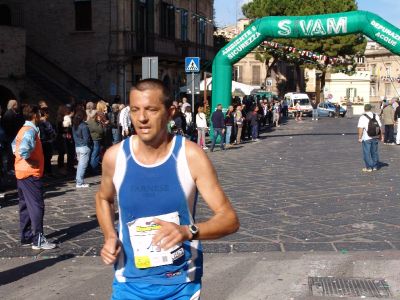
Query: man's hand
152,218,191,250
101,237,121,265
358,138,362,143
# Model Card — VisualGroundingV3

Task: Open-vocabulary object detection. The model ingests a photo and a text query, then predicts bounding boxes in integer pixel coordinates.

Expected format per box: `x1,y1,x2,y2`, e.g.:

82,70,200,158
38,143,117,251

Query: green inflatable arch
212,10,400,108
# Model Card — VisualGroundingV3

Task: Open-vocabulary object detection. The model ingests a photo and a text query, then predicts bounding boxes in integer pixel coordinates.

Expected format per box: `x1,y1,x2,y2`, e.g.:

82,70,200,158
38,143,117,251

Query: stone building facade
0,0,215,106
359,41,400,103
0,0,25,108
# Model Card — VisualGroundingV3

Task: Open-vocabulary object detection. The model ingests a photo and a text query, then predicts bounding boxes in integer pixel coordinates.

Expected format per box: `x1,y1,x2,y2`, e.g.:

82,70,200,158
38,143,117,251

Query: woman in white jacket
195,106,208,149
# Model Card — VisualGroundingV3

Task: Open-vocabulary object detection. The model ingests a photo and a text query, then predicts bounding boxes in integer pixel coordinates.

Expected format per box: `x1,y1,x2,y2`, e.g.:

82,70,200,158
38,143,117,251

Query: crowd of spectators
0,94,290,195
0,97,133,194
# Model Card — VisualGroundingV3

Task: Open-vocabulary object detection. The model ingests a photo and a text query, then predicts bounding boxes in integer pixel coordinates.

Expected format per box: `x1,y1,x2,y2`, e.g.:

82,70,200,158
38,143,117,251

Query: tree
242,0,367,99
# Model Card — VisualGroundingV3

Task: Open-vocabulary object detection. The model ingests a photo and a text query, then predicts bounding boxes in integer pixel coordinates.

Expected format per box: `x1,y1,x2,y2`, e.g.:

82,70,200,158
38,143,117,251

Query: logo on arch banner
222,26,261,61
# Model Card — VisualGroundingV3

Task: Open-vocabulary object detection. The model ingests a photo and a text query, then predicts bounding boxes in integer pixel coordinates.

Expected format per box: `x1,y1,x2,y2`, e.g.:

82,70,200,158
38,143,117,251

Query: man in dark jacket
210,104,225,152
2,99,24,172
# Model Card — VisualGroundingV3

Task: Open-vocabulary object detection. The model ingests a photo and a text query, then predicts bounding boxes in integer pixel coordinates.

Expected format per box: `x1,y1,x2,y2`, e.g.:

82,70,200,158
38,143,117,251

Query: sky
214,0,400,28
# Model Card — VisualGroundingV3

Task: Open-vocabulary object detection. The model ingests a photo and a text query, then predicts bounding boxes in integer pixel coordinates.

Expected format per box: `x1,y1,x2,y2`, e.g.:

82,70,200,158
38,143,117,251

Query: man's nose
138,110,148,122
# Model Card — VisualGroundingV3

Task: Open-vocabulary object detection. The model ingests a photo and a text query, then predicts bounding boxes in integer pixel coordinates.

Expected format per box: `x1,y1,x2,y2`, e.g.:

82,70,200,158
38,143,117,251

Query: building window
356,56,365,64
385,83,391,96
252,65,261,85
346,88,357,100
0,4,11,25
370,85,376,97
160,2,175,38
370,64,376,75
234,66,242,82
180,10,188,41
385,63,392,76
198,18,206,58
75,0,92,31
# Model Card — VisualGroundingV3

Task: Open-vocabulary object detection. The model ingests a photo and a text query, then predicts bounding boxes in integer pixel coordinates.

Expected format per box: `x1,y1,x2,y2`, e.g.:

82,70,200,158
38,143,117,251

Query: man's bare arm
186,140,239,240
96,144,120,264
152,141,239,250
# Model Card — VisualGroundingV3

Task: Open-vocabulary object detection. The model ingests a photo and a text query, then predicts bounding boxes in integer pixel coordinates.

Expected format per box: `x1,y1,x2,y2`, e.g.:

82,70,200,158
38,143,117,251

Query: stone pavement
1,116,400,258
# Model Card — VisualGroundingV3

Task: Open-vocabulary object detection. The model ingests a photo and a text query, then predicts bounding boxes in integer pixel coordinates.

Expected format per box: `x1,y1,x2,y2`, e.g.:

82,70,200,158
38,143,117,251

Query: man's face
129,88,173,144
217,105,222,110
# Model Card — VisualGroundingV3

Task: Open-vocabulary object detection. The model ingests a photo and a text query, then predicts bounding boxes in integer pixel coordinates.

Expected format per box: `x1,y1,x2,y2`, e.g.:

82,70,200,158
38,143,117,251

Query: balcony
109,31,216,64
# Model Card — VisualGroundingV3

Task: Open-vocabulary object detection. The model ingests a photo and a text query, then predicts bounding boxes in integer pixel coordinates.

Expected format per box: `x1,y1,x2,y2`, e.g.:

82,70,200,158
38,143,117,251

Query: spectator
13,105,56,250
335,103,340,118
357,104,383,172
96,100,108,115
109,103,121,144
195,106,208,149
86,101,97,121
38,100,48,109
72,110,91,188
381,101,395,144
184,106,194,138
224,105,234,146
295,101,302,121
2,99,24,173
119,105,131,139
273,100,281,127
346,99,353,119
234,105,244,144
38,108,56,176
87,112,105,172
181,97,190,113
395,100,400,145
311,99,318,121
210,104,225,152
247,105,259,141
62,105,76,173
172,107,185,136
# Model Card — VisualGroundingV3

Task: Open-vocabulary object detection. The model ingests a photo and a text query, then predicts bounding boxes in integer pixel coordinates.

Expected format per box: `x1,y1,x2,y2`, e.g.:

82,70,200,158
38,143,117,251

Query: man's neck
133,133,173,165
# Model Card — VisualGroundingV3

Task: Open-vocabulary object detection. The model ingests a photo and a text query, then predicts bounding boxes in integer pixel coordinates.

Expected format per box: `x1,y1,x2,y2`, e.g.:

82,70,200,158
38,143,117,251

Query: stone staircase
25,47,102,104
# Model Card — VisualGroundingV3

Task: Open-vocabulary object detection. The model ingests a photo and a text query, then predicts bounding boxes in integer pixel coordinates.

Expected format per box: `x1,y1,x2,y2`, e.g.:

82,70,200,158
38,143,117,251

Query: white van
284,92,312,117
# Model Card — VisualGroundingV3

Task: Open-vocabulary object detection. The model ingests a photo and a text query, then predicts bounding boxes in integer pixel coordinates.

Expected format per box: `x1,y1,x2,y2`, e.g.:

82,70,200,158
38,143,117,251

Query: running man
96,79,239,299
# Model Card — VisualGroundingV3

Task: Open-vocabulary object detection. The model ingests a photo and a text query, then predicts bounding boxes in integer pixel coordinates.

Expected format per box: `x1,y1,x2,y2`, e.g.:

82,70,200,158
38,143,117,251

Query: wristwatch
188,224,199,240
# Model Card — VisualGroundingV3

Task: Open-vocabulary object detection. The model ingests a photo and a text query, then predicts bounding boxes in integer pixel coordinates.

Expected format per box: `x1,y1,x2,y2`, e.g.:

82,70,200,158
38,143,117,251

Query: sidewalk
2,116,400,298
1,252,400,299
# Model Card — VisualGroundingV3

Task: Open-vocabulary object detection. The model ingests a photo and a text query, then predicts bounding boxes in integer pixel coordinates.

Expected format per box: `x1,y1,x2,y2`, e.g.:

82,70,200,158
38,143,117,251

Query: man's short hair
23,104,39,121
7,99,17,110
364,104,372,111
131,79,172,109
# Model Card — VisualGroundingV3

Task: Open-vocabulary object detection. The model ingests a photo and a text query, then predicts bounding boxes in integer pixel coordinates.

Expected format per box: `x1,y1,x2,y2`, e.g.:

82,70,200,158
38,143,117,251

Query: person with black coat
210,104,225,152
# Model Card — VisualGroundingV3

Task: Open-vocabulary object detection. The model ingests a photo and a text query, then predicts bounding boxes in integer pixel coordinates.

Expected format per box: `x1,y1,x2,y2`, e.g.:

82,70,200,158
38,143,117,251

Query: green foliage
242,0,367,75
214,34,229,50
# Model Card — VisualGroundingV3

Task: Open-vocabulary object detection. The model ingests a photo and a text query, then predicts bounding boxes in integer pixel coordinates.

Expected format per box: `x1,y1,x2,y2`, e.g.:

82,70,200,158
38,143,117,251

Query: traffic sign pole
191,72,195,115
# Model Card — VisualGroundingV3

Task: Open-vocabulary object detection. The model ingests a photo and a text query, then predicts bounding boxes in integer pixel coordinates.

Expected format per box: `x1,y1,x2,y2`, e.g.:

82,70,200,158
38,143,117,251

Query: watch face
190,224,199,234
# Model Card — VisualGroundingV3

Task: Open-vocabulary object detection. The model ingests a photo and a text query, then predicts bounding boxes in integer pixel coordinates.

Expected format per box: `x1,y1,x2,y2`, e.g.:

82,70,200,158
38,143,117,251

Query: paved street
2,115,400,299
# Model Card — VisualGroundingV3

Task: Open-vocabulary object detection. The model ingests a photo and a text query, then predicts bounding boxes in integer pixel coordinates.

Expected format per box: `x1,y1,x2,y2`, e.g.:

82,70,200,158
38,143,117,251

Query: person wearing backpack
357,104,383,172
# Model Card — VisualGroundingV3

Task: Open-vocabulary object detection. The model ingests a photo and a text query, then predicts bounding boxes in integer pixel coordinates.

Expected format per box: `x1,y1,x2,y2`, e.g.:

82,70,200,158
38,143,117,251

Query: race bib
127,212,183,269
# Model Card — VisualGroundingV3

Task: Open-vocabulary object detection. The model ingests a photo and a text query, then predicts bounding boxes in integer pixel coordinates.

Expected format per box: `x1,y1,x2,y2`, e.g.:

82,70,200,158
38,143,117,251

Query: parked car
317,102,346,117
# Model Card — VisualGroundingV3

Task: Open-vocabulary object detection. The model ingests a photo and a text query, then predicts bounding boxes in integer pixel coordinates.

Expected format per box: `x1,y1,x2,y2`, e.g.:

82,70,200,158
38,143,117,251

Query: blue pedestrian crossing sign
185,57,200,73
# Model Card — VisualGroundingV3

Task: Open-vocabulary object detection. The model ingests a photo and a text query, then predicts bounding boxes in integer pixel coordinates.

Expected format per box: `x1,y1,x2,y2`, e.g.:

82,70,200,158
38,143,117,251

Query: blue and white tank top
113,135,203,284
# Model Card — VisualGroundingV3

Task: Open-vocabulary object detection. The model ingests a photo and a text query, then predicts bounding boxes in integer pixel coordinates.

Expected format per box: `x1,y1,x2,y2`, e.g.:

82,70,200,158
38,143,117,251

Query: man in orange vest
12,105,56,250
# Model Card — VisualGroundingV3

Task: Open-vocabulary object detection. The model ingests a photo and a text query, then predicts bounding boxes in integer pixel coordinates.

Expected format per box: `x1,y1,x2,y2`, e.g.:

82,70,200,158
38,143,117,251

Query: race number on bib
127,212,183,269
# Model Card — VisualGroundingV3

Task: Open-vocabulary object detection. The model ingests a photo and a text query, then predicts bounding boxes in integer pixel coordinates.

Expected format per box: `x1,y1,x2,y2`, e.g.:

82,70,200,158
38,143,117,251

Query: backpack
364,113,381,137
